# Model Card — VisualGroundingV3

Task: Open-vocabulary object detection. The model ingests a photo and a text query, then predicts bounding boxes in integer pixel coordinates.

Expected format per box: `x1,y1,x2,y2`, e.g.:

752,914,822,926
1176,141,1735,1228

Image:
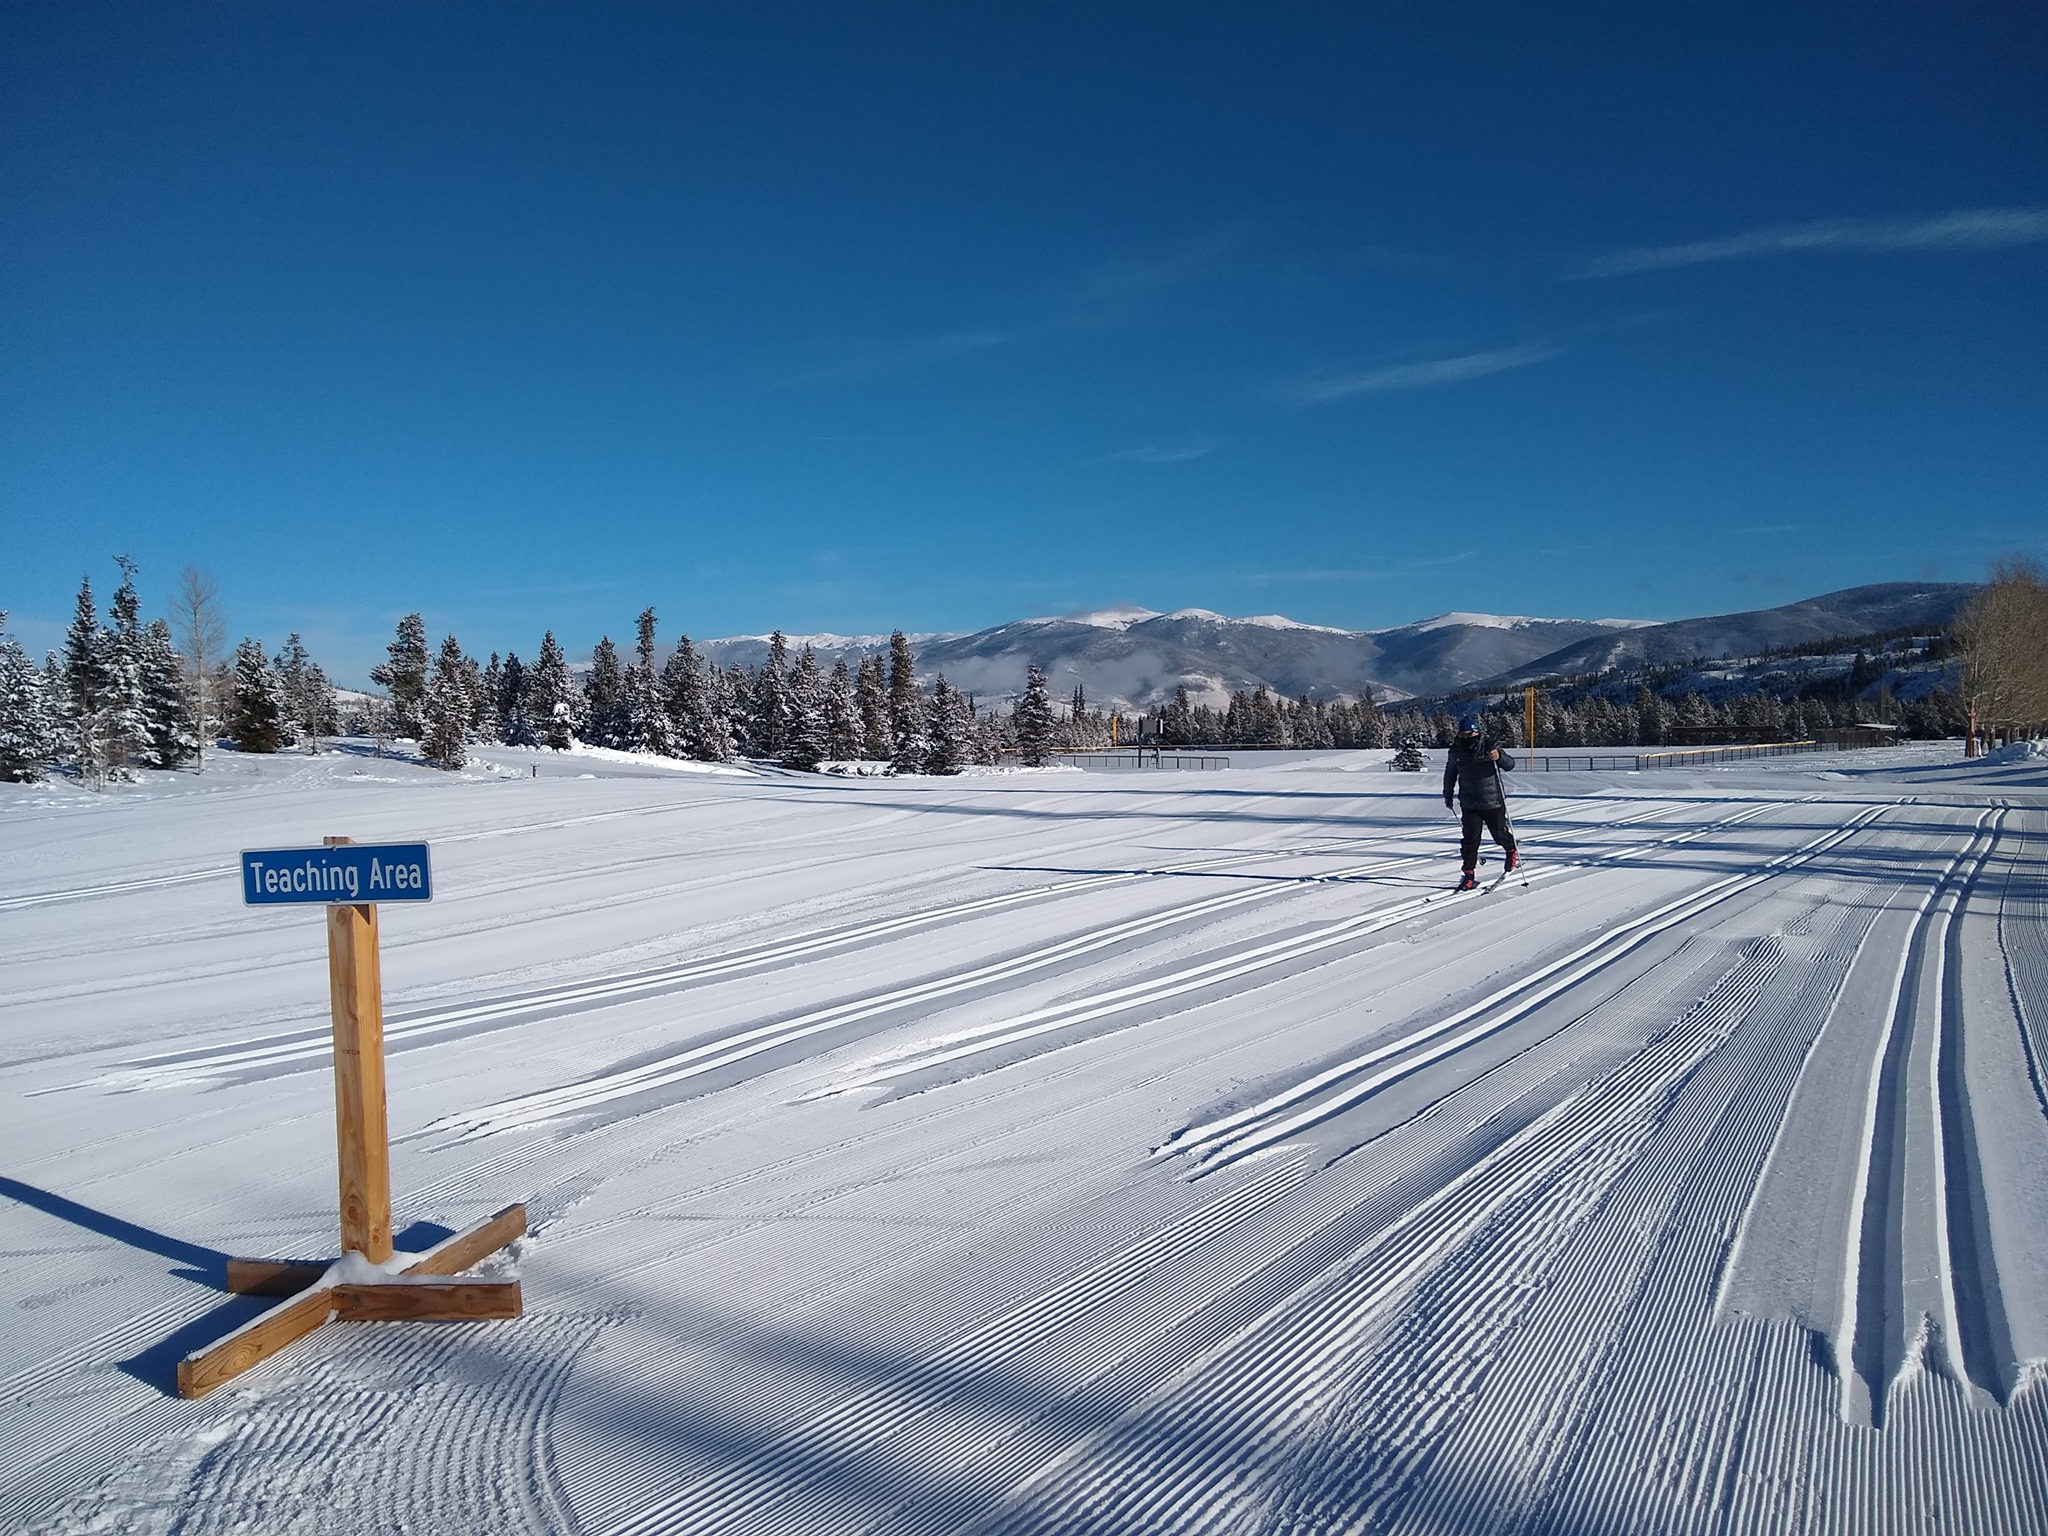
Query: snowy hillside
3,739,2045,1533
1474,582,1978,689
695,609,1643,712
686,584,1968,716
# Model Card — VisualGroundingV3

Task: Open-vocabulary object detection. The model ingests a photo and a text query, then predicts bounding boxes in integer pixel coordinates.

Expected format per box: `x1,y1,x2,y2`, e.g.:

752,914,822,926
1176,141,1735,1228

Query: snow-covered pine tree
583,637,627,748
924,675,966,775
61,575,118,785
497,652,535,746
721,663,756,756
369,614,429,738
477,654,505,744
59,581,115,786
755,631,789,760
856,654,889,761
1356,689,1390,749
422,634,470,771
458,653,484,740
137,620,197,768
886,631,925,773
826,659,859,761
660,636,714,760
1390,733,1426,771
225,637,285,752
1014,664,1056,766
0,614,59,782
981,701,1005,766
628,607,675,756
703,664,739,762
779,646,829,770
1158,685,1195,746
274,633,325,750
105,557,151,777
532,631,578,749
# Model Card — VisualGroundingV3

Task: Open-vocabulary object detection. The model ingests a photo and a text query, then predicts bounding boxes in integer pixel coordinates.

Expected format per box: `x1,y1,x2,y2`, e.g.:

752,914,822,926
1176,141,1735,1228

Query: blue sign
241,844,433,906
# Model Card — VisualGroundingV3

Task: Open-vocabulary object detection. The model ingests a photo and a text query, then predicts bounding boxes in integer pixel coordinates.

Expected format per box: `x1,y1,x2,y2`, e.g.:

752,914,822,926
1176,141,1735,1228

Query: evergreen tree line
1,560,338,785
8,566,2004,789
1139,670,1969,753
366,611,1080,775
1388,683,1962,753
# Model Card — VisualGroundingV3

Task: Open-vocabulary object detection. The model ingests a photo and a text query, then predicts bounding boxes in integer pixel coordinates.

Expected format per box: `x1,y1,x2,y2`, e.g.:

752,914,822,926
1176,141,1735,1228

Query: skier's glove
1443,796,1454,810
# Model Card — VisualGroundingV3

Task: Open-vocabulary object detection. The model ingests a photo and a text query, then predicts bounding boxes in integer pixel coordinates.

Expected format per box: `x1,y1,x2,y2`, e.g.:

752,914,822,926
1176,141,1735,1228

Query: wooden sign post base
176,837,527,1399
178,1204,528,1398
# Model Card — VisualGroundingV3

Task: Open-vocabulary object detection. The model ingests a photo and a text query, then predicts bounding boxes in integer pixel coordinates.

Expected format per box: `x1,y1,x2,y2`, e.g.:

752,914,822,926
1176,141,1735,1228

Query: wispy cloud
1582,207,2048,277
1079,235,1239,302
1098,438,1224,465
772,328,1014,387
1282,345,1561,406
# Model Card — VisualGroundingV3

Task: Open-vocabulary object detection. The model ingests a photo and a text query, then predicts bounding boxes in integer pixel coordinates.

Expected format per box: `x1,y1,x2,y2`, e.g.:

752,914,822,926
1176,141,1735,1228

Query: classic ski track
1994,805,2048,1119
421,850,1427,1140
423,798,1766,1140
77,840,1428,1093
1836,806,2013,1425
0,773,1452,917
817,800,1857,1129
1156,807,1887,1175
636,937,1794,1535
0,792,752,912
8,814,1067,1000
1039,943,1791,1535
593,1161,1314,1536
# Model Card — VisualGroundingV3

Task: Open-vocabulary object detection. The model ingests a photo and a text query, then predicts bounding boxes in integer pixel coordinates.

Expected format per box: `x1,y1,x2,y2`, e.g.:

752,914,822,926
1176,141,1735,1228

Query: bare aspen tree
170,565,225,770
1952,555,2048,754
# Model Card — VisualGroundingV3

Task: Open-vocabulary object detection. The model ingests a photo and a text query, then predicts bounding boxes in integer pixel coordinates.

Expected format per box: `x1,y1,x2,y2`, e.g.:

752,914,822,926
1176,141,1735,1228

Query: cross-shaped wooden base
176,1203,527,1398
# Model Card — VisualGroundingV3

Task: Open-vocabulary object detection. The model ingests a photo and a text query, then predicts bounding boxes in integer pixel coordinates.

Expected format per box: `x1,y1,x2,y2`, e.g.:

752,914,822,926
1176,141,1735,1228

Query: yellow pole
1526,686,1537,750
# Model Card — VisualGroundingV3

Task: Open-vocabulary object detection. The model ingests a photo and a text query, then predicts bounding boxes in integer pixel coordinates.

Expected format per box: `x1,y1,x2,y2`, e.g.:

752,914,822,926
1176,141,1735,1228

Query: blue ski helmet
1457,715,1480,734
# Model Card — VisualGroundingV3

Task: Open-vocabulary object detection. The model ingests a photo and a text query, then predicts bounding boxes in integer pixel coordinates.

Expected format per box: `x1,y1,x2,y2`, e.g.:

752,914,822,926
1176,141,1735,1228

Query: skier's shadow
0,1176,451,1394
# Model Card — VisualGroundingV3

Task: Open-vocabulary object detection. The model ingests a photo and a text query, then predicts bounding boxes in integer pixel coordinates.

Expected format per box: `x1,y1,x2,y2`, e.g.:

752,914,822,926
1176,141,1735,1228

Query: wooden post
324,836,392,1263
1526,686,1537,751
169,837,525,1397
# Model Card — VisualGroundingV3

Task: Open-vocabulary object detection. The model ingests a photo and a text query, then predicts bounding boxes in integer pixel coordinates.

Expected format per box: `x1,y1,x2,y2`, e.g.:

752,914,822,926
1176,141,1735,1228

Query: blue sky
4,3,2043,685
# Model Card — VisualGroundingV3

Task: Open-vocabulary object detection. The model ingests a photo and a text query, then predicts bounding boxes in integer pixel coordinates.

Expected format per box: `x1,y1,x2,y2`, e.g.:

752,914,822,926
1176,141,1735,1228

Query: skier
1443,715,1517,891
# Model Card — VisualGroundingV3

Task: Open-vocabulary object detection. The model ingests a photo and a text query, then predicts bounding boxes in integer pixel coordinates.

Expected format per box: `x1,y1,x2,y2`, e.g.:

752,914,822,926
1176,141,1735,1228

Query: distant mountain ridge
1468,582,1978,692
694,583,1976,714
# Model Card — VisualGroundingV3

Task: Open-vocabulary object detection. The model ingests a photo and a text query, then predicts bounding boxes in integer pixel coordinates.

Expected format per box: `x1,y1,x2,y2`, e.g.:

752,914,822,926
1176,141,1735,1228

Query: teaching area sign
240,843,433,905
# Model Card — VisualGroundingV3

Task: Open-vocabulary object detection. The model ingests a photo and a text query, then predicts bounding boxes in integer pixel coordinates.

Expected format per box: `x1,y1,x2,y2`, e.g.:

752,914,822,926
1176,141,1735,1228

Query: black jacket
1443,737,1515,810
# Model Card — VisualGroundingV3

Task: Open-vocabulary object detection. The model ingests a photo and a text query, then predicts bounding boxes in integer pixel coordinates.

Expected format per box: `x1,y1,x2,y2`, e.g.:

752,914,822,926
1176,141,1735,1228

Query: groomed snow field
3,739,2045,1534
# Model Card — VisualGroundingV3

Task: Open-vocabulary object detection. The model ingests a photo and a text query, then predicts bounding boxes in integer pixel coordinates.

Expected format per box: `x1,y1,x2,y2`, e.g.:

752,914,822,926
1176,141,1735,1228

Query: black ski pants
1460,805,1515,872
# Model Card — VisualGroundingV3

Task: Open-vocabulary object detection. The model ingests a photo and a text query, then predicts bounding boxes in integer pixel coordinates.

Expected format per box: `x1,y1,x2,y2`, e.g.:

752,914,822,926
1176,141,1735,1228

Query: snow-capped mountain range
695,582,1976,713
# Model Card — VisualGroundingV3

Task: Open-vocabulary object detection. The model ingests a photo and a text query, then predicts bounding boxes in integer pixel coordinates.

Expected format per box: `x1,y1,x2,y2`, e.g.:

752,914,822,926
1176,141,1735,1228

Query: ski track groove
1995,806,2048,1119
760,802,1788,1118
1159,804,1888,1175
76,839,1428,1092
974,940,1790,1536
58,796,1733,1112
584,1162,1315,1535
1838,808,2006,1425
